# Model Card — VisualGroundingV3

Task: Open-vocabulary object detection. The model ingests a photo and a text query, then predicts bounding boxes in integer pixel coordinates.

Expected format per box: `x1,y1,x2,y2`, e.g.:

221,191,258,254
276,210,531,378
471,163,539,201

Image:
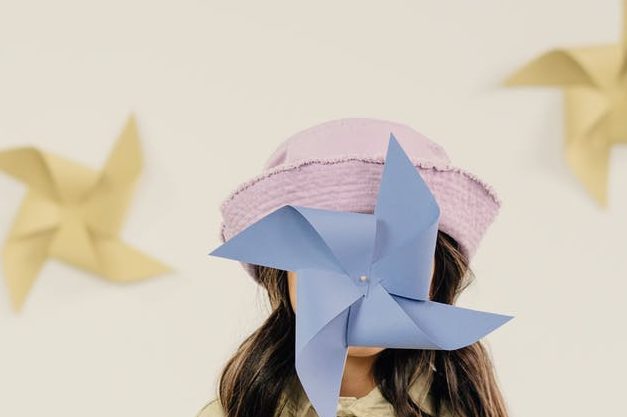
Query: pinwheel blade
372,220,438,300
293,206,377,278
295,267,363,350
99,114,142,184
86,116,143,236
3,233,55,311
346,282,440,348
505,49,597,87
7,191,60,239
93,238,171,281
296,308,350,417
372,134,440,265
209,205,345,274
564,88,612,206
0,148,58,200
392,296,513,350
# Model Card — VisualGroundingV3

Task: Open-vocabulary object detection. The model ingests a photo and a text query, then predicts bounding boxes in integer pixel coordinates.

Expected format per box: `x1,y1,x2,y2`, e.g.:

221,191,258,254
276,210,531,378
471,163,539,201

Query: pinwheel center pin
359,274,368,282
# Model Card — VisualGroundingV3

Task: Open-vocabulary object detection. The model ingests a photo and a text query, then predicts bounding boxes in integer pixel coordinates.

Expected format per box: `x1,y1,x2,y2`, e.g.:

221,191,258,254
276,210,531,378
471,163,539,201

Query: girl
199,118,509,417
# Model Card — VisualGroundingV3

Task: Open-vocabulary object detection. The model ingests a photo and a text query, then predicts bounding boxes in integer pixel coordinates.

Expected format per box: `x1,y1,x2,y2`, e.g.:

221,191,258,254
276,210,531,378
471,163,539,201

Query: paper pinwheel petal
296,309,349,417
370,134,439,300
209,205,345,274
372,134,440,264
347,283,437,348
91,238,173,281
393,297,513,350
295,268,358,417
348,285,513,350
295,268,362,349
0,114,170,310
295,208,377,279
372,225,438,301
3,233,54,310
506,49,598,87
0,148,59,200
8,191,60,238
85,116,142,235
209,133,513,417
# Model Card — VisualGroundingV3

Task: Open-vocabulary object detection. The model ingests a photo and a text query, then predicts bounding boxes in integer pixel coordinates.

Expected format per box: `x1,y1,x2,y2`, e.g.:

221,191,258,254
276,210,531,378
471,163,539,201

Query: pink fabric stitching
218,155,502,214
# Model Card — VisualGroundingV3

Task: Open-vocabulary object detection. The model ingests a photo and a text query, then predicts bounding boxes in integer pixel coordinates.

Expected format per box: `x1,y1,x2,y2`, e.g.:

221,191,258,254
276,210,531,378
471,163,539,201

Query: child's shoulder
196,398,225,417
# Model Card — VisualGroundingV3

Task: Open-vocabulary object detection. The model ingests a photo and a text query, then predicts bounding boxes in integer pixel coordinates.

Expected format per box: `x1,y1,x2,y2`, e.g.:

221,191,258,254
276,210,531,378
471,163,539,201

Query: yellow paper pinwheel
505,1,627,206
0,114,170,311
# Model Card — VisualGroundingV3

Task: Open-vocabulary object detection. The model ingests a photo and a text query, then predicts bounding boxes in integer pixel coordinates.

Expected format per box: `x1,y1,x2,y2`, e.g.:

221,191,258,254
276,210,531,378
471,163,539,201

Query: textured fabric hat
217,118,501,282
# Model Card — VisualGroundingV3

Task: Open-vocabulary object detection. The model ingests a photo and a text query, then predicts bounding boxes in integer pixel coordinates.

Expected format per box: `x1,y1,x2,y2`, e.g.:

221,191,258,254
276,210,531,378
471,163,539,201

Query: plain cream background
0,1,626,416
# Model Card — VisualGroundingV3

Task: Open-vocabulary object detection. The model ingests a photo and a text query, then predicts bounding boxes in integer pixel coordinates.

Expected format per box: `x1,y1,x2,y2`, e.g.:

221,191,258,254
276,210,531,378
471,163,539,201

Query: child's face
287,259,435,358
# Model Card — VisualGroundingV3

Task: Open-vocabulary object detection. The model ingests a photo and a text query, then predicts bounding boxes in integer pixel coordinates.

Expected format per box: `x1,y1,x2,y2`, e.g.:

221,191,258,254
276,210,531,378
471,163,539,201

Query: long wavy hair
216,230,509,417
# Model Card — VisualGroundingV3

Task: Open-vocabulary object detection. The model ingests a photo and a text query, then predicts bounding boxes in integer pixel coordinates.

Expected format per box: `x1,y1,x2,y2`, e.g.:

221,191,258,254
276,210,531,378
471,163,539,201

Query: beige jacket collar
280,372,437,417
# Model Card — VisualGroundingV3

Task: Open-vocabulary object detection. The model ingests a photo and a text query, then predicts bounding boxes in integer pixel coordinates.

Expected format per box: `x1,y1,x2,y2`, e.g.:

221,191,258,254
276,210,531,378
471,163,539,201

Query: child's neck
339,354,378,398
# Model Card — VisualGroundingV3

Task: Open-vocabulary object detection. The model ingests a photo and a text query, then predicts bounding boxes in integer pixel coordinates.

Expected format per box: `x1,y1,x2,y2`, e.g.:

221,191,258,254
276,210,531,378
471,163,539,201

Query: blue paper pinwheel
209,134,512,417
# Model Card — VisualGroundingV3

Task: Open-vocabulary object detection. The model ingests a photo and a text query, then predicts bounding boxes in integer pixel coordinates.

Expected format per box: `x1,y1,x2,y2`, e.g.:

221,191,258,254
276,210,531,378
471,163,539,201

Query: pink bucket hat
217,118,502,282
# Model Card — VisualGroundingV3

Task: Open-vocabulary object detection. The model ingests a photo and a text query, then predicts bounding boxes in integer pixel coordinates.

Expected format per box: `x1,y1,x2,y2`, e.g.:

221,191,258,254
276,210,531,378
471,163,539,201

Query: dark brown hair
216,231,509,417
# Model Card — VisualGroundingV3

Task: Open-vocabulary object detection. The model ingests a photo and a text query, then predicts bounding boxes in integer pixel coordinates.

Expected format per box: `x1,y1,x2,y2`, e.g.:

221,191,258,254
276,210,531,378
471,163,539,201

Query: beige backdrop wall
0,1,625,416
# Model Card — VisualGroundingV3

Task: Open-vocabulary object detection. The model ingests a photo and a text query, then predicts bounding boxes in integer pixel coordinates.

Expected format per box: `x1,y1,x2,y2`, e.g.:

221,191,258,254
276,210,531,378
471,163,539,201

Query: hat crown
263,118,451,170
